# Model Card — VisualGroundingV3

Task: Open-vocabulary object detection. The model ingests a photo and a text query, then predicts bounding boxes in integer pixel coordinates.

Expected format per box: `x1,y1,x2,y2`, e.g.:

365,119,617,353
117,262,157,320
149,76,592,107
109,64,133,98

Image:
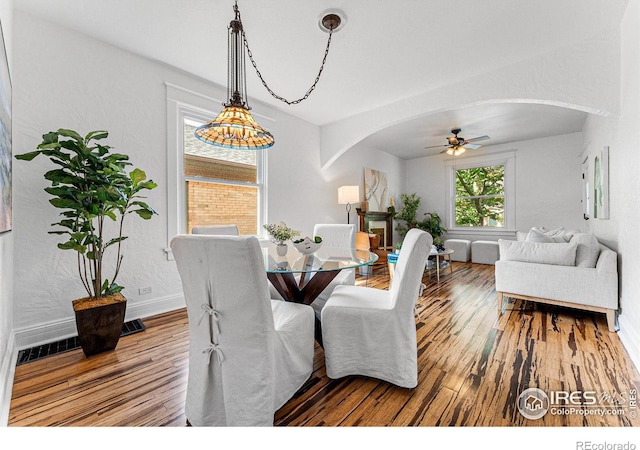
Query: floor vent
16,319,146,366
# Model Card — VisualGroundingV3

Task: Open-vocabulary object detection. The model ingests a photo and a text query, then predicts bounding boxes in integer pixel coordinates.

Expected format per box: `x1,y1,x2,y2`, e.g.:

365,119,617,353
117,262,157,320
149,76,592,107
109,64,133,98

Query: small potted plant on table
16,129,157,357
263,222,300,256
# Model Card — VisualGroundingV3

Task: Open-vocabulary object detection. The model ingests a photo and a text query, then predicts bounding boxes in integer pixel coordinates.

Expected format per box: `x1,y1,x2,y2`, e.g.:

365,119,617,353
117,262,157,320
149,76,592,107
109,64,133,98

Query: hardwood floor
8,262,640,427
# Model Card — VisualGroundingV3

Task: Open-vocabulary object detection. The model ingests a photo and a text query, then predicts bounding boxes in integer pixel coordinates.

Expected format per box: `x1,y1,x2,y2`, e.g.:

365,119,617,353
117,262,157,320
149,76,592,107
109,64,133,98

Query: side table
427,249,454,282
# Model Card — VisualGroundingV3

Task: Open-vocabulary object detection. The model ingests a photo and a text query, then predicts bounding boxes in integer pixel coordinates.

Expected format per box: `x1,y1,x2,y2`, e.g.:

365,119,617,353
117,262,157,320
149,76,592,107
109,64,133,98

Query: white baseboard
618,314,640,375
14,293,185,351
0,332,17,427
125,293,185,324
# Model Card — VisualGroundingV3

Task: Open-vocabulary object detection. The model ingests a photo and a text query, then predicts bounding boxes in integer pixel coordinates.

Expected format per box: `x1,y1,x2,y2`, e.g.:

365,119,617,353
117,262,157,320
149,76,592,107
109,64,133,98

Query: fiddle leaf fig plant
16,129,157,299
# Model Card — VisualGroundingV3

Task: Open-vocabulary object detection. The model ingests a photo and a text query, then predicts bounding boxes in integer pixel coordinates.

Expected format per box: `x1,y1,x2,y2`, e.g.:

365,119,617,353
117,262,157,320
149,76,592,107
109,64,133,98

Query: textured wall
582,0,640,370
0,0,14,425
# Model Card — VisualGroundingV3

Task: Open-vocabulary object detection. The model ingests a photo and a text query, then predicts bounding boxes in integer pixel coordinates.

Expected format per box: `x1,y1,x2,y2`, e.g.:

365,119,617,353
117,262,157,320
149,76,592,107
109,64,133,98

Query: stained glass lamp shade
195,106,274,150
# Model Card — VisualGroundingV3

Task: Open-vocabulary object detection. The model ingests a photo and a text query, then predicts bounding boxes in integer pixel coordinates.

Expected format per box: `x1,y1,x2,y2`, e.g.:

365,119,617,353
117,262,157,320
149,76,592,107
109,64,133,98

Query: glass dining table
262,242,378,345
262,243,379,305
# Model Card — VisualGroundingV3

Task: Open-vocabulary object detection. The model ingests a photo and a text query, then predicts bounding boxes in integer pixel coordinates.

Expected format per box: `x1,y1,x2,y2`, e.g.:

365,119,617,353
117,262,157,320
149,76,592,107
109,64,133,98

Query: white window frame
165,83,267,258
445,151,516,235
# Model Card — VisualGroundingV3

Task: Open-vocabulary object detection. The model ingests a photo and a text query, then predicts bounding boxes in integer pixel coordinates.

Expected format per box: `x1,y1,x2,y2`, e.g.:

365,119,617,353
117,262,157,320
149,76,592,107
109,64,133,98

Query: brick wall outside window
187,181,258,235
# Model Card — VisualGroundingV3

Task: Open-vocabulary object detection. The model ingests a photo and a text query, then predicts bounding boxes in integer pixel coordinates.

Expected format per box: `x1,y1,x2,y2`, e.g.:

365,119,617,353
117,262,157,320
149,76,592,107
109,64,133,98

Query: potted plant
394,193,447,248
15,129,157,357
263,222,300,256
422,211,447,251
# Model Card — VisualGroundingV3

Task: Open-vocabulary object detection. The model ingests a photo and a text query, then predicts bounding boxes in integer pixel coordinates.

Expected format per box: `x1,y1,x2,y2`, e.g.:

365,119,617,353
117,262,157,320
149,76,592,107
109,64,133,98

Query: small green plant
263,222,300,245
15,129,157,299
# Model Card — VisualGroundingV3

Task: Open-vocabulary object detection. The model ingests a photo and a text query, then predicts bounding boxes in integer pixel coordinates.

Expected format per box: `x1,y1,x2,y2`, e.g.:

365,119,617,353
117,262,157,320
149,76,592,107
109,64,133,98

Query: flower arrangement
263,222,300,245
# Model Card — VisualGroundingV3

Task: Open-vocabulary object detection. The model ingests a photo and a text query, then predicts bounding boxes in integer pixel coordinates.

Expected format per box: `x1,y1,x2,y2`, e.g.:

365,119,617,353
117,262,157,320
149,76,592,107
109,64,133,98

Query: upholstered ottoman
444,239,471,262
471,240,500,265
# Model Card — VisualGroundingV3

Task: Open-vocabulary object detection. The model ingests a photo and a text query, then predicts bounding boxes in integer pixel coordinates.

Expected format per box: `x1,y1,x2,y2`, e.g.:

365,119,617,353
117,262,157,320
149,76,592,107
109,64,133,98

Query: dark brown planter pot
73,293,127,357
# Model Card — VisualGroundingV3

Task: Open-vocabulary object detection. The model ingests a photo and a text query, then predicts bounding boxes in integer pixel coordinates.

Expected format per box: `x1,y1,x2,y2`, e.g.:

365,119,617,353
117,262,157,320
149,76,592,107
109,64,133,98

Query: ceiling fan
425,128,490,156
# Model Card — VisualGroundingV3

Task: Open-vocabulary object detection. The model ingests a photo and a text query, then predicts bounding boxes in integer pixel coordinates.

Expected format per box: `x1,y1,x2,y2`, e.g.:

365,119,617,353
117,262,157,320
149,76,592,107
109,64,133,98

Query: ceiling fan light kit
195,1,344,150
425,128,490,156
446,145,466,156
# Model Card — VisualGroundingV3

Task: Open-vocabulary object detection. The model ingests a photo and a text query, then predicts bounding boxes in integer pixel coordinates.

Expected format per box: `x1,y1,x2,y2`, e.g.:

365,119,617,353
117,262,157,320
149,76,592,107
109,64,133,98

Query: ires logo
518,388,636,420
549,390,597,405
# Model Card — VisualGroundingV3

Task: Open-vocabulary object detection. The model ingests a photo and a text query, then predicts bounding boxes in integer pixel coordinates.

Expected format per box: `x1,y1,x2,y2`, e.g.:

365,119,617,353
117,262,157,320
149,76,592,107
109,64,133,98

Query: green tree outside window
455,165,505,227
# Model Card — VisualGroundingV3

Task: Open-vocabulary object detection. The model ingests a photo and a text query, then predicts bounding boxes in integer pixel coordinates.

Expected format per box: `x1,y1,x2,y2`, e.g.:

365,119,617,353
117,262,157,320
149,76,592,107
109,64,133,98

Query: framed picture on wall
582,157,590,220
0,18,11,233
364,168,388,212
594,146,609,219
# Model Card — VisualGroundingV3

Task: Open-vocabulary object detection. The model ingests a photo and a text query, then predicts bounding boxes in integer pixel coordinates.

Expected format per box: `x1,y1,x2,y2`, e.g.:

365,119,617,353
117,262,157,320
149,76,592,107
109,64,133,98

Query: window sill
445,228,517,241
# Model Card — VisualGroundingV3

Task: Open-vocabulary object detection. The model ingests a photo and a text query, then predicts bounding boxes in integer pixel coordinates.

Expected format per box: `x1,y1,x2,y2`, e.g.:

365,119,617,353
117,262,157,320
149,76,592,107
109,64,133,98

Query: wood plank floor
8,262,640,427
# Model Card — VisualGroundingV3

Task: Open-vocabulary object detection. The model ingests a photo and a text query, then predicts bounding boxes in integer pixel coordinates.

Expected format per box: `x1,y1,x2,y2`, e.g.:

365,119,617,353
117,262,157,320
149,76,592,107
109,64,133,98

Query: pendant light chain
238,8,335,105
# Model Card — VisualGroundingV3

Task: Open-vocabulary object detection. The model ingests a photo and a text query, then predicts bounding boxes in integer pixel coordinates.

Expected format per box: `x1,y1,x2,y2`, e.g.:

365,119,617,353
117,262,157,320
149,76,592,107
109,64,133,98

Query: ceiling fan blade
465,135,490,143
424,144,449,149
465,143,482,150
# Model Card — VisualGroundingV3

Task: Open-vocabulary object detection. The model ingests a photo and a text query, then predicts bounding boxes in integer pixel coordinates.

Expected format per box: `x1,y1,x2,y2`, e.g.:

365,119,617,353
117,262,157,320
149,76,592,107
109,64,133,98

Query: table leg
314,315,323,347
436,254,441,282
266,270,340,305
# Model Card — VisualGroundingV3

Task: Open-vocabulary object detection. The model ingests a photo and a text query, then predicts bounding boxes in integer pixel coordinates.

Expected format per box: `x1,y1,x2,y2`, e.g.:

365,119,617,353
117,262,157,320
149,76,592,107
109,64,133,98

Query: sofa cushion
498,239,577,266
526,227,568,243
526,228,553,243
570,233,600,268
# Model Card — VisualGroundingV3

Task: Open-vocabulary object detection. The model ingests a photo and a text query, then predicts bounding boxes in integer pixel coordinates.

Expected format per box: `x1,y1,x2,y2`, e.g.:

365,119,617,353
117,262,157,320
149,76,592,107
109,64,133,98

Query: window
166,83,267,243
183,118,263,235
454,164,505,227
446,152,515,231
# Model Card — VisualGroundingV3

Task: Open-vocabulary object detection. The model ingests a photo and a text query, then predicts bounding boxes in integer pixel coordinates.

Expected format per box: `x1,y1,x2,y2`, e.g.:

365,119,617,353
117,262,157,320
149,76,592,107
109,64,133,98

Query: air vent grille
16,319,146,366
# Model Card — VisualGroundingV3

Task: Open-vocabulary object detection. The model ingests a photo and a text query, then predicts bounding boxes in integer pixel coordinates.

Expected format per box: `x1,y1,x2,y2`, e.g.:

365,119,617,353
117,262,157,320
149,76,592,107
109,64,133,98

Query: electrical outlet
138,286,152,295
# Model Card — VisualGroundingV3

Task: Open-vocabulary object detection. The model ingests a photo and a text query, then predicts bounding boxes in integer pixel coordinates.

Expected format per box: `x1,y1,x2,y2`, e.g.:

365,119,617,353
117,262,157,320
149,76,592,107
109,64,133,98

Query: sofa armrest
596,245,617,274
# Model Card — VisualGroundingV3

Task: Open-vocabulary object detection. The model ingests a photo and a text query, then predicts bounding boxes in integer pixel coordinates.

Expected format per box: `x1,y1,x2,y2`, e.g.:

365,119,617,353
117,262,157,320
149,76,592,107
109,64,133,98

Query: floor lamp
338,185,360,224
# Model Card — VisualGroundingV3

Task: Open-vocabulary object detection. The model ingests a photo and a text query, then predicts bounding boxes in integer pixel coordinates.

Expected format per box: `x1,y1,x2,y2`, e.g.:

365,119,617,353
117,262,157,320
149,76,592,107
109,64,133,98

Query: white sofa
495,229,618,332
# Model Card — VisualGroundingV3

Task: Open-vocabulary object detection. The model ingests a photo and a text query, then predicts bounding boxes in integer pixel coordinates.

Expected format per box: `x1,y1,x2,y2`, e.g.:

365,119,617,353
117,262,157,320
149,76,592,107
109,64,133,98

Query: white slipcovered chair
189,224,285,301
171,234,315,426
309,223,357,315
321,228,432,388
191,224,239,235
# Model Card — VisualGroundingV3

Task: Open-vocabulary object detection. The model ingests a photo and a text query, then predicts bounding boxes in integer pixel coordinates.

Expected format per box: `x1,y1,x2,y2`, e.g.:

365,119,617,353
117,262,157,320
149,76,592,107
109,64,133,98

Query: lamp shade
338,185,360,204
195,106,275,150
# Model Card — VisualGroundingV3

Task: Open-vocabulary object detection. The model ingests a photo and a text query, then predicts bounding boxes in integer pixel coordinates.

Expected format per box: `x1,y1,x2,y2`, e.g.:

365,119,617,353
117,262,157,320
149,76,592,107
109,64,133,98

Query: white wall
10,11,403,350
405,132,585,241
0,0,14,426
581,0,640,370
327,142,405,244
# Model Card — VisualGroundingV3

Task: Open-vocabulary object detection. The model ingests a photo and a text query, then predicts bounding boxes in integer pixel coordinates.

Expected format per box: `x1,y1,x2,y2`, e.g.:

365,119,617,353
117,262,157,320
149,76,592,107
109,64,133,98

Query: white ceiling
15,0,628,159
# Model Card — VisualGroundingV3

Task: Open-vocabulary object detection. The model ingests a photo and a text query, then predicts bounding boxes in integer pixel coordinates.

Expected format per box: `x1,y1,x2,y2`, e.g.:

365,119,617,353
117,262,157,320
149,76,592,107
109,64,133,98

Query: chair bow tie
203,342,224,365
198,304,222,334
